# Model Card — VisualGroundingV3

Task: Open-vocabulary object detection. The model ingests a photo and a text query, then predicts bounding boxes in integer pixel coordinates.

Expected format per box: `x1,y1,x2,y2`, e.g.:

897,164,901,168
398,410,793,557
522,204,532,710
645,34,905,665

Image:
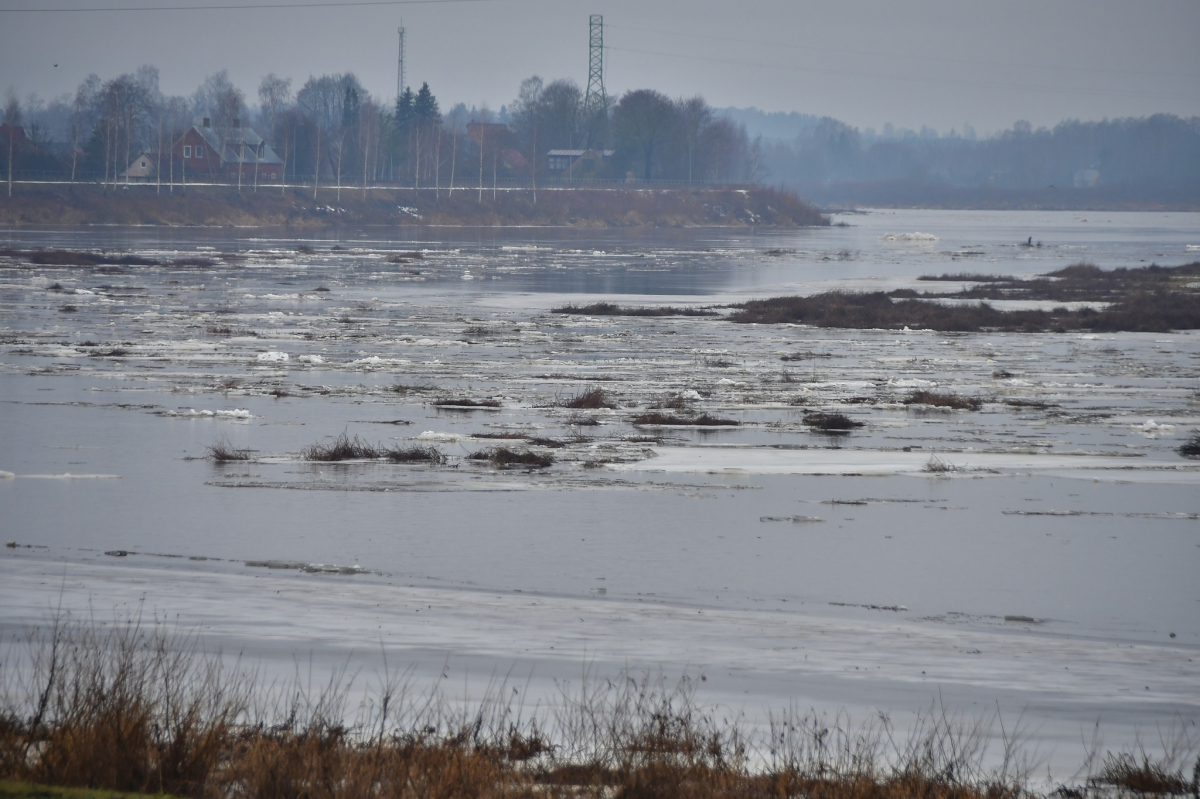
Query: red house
172,118,283,181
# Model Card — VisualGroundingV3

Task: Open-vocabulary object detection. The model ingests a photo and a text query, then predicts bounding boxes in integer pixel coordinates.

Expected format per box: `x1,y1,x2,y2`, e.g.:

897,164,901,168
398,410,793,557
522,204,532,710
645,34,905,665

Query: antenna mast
396,24,406,100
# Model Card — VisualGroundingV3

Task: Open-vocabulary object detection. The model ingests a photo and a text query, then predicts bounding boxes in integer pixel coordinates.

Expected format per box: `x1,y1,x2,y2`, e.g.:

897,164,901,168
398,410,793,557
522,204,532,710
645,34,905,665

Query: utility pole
396,24,406,102
582,14,607,148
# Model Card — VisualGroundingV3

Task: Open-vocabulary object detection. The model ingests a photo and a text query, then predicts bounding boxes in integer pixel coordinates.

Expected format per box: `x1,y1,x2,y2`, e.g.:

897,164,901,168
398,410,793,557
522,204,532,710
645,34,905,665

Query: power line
605,22,1199,82
604,44,1200,104
0,0,498,12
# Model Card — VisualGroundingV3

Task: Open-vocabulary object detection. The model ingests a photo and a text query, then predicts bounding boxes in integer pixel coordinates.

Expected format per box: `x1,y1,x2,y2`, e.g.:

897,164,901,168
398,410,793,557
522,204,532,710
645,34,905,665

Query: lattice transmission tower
396,24,406,100
582,14,607,147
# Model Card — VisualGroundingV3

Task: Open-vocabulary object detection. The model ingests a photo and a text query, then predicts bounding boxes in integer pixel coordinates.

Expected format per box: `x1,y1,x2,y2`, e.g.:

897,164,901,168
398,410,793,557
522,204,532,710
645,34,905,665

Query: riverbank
798,181,1200,212
0,184,826,228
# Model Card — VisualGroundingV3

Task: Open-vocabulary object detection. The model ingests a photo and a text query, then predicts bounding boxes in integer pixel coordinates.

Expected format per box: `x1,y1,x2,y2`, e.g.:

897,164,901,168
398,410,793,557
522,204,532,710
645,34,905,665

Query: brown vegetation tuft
632,412,739,427
904,391,983,411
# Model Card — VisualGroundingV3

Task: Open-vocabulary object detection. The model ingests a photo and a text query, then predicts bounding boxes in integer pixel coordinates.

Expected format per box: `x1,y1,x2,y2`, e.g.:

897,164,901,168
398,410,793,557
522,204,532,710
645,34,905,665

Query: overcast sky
1,0,1198,135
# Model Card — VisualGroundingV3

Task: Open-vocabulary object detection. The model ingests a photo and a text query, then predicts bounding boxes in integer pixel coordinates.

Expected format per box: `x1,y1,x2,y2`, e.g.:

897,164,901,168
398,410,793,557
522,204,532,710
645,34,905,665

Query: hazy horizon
1,0,1198,137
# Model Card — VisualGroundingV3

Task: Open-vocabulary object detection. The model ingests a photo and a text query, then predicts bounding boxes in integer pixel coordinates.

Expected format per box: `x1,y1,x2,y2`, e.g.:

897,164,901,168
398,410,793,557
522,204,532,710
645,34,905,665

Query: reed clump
1,618,1195,799
301,433,382,461
207,439,252,462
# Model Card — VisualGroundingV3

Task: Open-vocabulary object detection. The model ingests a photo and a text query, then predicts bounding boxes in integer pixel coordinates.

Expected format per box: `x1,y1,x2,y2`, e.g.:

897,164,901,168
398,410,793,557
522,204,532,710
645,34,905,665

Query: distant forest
2,67,1196,208
724,107,1200,207
0,67,758,189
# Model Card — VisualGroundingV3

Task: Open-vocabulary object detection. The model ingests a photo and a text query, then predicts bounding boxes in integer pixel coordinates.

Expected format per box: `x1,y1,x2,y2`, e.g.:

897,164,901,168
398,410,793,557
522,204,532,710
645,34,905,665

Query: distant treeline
0,67,760,188
724,108,1200,205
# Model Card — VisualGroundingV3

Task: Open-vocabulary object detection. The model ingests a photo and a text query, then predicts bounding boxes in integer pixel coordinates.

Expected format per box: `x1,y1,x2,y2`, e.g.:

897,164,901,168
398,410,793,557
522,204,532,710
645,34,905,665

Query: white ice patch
417,431,464,442
616,447,1198,481
256,351,289,363
1132,419,1175,435
882,232,939,242
413,338,467,347
297,354,325,364
887,377,937,388
164,409,252,419
680,389,703,400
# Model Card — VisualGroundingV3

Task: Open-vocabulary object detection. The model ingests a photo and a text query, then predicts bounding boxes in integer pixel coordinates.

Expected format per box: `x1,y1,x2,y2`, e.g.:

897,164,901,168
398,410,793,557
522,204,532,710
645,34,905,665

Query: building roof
547,149,614,157
192,123,283,167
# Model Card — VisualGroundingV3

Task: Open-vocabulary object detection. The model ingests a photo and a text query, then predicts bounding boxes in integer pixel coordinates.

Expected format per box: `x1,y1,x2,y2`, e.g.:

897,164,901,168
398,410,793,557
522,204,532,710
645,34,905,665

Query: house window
183,145,191,158
141,160,146,168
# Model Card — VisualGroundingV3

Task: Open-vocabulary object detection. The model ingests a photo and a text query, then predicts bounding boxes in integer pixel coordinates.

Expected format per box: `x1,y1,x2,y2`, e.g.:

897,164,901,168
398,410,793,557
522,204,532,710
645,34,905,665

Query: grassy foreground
1,619,1196,799
0,781,177,799
0,184,825,228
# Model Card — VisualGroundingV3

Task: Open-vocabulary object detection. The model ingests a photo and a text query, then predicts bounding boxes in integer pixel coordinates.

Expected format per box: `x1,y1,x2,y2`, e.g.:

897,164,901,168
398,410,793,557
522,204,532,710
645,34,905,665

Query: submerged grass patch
466,447,554,468
433,397,502,409
551,302,718,317
803,412,864,432
731,261,1200,332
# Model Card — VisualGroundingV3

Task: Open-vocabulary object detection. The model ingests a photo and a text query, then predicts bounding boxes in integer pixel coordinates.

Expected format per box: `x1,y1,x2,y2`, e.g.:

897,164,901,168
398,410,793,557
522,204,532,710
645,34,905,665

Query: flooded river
2,209,1197,776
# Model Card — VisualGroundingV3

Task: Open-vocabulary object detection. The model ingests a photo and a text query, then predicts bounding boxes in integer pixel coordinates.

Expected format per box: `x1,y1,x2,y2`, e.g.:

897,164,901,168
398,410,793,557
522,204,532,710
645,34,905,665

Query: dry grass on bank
0,185,826,229
3,619,1196,799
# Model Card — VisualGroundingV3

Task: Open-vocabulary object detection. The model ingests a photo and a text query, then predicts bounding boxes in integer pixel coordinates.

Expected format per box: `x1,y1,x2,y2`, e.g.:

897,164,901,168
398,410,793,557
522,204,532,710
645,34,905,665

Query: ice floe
883,232,940,242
